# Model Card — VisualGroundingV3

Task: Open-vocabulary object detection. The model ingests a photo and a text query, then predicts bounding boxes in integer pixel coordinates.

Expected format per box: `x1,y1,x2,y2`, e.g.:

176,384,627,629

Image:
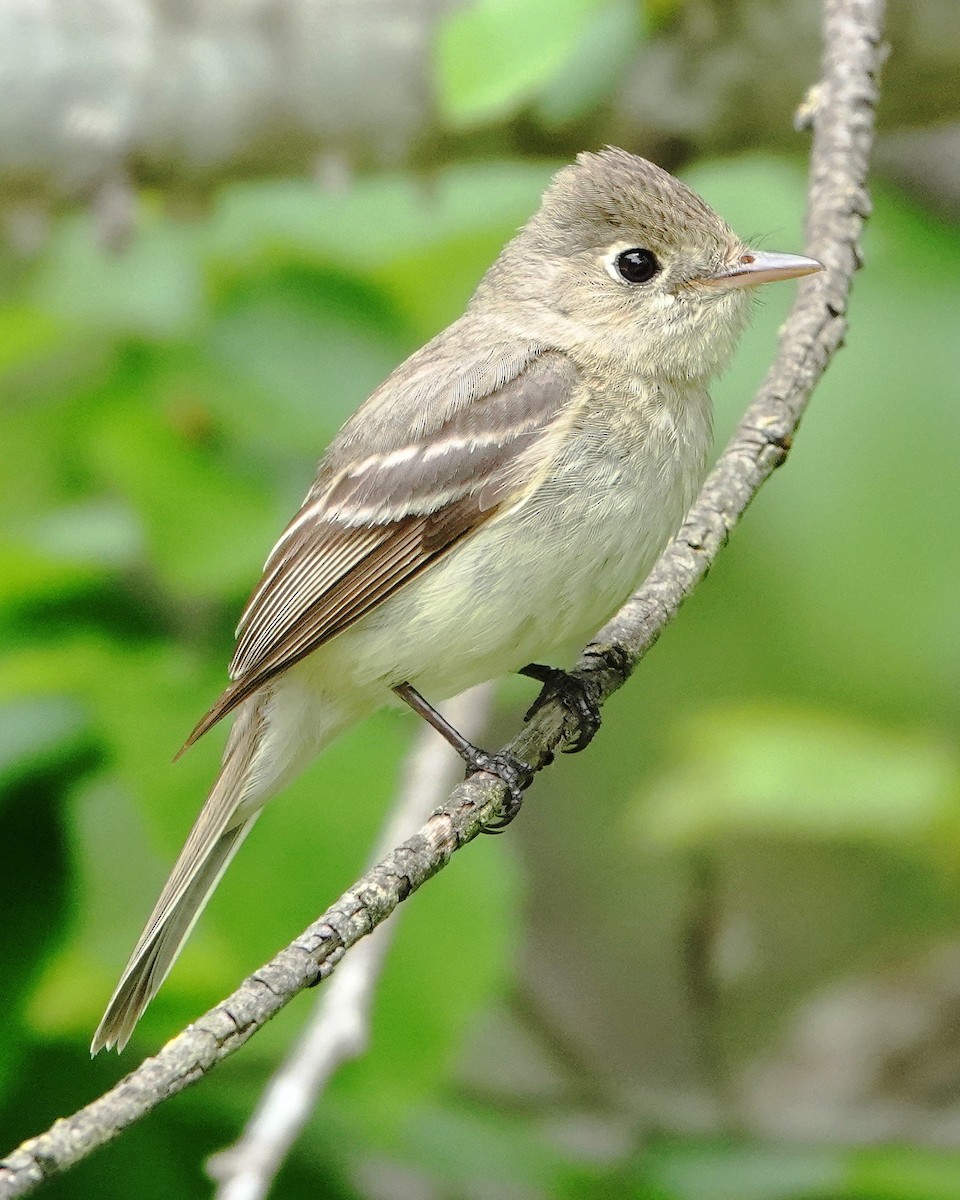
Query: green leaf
206,164,560,340
0,544,102,607
0,697,88,791
0,306,65,375
536,0,645,125
636,705,960,847
849,1146,960,1200
390,1101,577,1192
26,499,143,570
90,403,281,597
436,0,602,126
29,204,204,338
204,273,404,453
206,165,554,274
649,1139,845,1200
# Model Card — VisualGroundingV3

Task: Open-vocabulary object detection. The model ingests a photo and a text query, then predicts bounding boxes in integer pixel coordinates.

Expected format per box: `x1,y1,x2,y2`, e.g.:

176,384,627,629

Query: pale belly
301,404,709,707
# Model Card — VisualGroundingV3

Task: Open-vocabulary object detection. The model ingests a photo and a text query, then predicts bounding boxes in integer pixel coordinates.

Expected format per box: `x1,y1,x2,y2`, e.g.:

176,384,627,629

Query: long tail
91,688,319,1054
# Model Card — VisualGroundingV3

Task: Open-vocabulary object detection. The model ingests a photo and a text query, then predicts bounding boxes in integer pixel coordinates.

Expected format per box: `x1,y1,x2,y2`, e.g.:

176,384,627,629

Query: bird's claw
463,749,530,833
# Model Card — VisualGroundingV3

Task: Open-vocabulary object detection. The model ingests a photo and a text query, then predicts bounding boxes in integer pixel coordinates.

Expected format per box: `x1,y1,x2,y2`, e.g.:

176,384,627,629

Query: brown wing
180,347,578,750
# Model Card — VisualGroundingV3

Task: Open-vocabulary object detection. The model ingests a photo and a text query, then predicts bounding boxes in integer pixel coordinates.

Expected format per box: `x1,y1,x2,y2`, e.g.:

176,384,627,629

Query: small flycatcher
92,148,821,1052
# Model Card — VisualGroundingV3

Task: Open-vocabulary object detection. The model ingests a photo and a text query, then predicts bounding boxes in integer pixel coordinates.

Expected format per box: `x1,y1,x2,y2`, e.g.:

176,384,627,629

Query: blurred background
2,0,960,1197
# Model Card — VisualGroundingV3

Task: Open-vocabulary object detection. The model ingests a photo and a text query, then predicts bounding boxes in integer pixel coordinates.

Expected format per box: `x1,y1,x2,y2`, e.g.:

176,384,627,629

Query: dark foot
391,682,530,833
462,748,530,833
520,663,602,754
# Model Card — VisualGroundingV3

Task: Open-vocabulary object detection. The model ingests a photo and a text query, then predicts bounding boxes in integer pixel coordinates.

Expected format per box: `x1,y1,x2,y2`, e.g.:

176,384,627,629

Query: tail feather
90,817,258,1053
92,677,358,1053
91,697,268,1054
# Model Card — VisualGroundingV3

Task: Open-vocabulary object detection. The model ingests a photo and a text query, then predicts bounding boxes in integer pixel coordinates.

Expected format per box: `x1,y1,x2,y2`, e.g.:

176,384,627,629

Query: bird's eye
612,248,660,284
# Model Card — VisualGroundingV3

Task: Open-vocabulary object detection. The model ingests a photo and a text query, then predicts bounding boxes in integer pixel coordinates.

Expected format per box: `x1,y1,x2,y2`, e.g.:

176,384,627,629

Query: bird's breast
309,377,713,701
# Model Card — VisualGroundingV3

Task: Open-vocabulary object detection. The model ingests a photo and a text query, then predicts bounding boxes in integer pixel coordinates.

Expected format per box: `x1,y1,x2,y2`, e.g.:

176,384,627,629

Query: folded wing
181,344,578,750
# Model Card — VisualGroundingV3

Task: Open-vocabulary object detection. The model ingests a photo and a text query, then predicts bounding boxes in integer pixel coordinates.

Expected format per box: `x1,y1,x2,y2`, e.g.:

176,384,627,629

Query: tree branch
207,685,493,1200
0,1,883,1194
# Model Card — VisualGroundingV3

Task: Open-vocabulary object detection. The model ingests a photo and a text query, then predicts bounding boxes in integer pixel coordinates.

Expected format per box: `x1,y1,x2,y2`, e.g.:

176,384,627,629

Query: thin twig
0,2,883,1194
207,685,493,1200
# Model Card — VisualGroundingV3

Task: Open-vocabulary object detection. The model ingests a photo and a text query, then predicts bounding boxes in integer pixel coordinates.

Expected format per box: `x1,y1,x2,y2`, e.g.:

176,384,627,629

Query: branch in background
0,0,449,195
207,685,493,1200
0,0,930,209
0,1,884,1194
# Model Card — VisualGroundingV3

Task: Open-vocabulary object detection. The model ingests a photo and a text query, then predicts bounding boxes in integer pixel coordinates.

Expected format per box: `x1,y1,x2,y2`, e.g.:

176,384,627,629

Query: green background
3,2,960,1197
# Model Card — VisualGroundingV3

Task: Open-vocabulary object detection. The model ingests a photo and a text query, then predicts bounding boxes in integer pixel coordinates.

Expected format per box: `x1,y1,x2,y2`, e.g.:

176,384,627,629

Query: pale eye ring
607,247,661,285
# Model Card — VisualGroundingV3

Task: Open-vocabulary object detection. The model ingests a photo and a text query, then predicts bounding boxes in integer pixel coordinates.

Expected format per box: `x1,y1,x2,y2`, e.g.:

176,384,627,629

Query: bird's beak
703,250,824,290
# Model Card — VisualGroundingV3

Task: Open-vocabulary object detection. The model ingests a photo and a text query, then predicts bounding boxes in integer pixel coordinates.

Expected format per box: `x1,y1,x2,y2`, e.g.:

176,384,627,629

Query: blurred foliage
2,4,960,1200
437,0,628,126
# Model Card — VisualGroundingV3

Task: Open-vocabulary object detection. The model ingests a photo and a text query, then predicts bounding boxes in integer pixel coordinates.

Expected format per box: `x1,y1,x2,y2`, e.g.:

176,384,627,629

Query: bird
91,148,821,1052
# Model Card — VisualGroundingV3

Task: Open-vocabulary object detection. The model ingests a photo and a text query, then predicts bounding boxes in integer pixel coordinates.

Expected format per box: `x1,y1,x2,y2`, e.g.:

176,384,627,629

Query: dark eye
613,248,660,284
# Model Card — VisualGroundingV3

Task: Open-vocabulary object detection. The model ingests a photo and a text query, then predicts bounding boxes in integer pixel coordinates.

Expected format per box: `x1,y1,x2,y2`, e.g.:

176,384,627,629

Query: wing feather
180,344,579,751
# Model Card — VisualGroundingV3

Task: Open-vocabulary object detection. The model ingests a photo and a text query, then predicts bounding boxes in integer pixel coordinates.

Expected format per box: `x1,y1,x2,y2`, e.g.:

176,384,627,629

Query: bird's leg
519,662,603,754
393,682,530,831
